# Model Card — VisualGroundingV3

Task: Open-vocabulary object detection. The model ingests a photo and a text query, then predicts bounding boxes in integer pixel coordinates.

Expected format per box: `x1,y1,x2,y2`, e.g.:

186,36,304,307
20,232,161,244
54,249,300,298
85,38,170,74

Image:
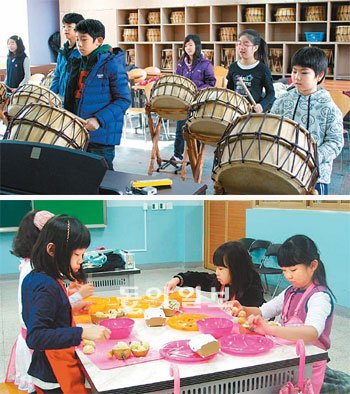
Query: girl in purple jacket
170,34,216,166
232,235,334,394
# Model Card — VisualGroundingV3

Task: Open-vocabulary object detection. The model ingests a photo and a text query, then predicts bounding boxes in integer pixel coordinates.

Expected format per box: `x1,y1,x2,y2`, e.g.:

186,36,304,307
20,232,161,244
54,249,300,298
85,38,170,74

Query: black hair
291,47,327,84
11,210,39,259
31,215,90,282
213,241,261,300
278,235,335,299
7,35,26,58
62,12,84,25
238,29,268,65
75,19,105,40
181,34,202,65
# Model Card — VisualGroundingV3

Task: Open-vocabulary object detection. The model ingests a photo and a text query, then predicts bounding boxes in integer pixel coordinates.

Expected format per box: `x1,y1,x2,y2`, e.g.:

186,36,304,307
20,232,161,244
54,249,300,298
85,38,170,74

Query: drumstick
238,77,257,106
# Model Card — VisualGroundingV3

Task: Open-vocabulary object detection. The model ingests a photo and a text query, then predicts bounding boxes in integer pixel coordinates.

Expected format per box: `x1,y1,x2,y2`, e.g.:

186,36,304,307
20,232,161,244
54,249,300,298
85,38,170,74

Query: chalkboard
0,200,106,232
33,201,106,228
0,201,33,232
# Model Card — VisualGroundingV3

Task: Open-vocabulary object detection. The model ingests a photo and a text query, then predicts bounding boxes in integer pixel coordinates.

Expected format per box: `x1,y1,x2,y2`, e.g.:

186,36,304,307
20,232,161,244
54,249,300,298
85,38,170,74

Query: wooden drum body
150,75,197,120
5,103,89,150
212,114,319,195
7,84,62,118
0,82,7,105
187,88,251,146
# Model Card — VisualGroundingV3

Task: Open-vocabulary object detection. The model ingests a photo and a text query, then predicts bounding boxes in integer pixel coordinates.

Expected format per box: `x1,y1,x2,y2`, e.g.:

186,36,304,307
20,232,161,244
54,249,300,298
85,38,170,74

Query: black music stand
0,140,108,195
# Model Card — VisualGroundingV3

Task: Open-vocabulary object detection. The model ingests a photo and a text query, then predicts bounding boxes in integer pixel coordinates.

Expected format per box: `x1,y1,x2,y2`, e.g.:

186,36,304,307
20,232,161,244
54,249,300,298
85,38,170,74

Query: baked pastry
162,300,180,317
83,344,95,354
189,334,220,357
108,342,131,360
130,341,150,357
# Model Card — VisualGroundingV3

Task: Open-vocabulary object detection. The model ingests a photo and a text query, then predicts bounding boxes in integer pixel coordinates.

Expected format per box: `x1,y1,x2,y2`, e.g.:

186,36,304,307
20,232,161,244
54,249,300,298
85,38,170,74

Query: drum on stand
212,113,319,195
150,75,197,120
7,83,62,118
4,102,89,150
186,88,251,146
41,69,56,88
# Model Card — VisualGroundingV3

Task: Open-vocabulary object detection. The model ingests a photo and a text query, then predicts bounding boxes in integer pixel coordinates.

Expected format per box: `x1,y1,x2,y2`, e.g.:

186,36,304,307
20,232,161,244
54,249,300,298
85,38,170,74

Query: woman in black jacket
165,241,265,307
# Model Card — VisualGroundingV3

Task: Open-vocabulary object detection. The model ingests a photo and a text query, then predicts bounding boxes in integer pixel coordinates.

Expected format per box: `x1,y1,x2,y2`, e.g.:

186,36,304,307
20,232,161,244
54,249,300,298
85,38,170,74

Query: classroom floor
1,265,350,385
0,117,349,195
117,118,350,195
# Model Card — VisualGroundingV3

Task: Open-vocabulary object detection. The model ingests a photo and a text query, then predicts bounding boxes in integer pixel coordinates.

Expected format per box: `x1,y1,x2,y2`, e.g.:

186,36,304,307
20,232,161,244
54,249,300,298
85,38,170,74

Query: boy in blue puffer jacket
64,19,131,170
50,13,84,101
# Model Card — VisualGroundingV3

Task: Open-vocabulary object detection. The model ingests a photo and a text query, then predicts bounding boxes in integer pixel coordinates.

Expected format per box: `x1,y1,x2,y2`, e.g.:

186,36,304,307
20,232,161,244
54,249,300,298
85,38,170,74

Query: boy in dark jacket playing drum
64,19,131,170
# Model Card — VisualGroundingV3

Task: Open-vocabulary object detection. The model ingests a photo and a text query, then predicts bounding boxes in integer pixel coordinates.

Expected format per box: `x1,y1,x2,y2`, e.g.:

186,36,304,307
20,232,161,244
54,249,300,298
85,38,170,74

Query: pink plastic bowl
99,318,135,339
196,317,235,338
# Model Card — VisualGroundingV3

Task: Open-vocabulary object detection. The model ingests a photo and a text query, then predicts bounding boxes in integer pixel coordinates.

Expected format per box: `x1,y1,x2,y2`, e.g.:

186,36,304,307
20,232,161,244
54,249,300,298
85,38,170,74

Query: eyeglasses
236,41,255,47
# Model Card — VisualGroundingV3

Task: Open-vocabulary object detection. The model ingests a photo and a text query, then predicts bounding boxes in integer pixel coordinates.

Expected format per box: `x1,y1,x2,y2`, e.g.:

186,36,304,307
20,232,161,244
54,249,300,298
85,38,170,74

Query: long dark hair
278,235,335,299
7,35,26,58
213,241,261,300
238,29,268,65
11,211,39,259
181,34,202,65
31,215,90,282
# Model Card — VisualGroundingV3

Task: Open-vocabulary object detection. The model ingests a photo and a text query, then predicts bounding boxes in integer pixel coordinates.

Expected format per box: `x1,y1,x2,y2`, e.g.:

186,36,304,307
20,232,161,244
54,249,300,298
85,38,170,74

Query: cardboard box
189,334,220,357
144,308,166,327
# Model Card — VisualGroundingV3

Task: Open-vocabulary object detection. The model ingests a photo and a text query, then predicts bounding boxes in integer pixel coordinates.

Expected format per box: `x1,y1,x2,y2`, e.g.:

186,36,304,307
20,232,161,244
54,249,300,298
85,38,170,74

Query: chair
248,239,272,294
213,65,228,88
239,237,256,251
258,243,284,297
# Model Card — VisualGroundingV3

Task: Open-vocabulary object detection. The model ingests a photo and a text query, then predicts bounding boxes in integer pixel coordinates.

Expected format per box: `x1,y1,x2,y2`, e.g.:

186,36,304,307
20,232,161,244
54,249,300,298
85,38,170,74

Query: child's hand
253,103,263,113
78,282,94,299
72,300,93,314
164,277,181,293
230,300,244,316
246,315,270,335
82,325,111,342
85,117,100,131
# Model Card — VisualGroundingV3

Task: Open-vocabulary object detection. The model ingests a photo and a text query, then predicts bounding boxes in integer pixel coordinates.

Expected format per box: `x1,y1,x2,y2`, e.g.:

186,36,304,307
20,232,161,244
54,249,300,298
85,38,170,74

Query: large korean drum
212,113,319,194
7,83,62,118
5,103,89,150
186,88,251,145
150,75,197,120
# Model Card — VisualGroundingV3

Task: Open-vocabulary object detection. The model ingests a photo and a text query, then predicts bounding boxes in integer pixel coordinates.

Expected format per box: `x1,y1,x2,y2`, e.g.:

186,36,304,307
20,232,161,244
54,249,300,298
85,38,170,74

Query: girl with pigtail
226,29,275,112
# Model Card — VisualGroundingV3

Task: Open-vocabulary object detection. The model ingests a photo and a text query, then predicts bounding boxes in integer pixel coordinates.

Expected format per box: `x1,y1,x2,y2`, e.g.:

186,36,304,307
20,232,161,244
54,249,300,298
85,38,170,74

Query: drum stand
180,125,206,183
146,104,189,175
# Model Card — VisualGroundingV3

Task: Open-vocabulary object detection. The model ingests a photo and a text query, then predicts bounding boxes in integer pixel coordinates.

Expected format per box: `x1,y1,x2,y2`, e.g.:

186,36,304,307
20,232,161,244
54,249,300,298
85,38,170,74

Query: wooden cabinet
204,201,253,270
60,0,349,79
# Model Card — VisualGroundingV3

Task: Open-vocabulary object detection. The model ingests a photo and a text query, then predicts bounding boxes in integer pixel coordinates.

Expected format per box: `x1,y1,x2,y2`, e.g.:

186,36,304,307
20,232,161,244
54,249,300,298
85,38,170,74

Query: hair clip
66,220,70,243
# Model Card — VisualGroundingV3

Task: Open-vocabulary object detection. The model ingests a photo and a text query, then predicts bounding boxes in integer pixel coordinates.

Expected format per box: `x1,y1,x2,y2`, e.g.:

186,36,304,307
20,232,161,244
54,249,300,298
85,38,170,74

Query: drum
7,84,62,118
322,49,334,74
150,75,197,120
275,7,295,21
212,114,319,195
123,28,138,42
219,27,237,42
170,11,185,24
146,28,160,42
221,48,235,68
305,6,325,21
0,82,7,105
41,69,55,88
147,11,160,24
245,7,265,22
128,12,138,25
202,49,214,63
336,26,350,42
337,5,350,21
187,88,251,146
269,48,283,73
5,103,89,150
161,49,173,70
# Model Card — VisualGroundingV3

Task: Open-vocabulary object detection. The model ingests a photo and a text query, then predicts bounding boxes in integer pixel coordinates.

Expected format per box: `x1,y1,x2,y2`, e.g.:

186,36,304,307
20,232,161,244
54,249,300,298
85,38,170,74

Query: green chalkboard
32,201,106,228
0,201,33,232
0,200,106,232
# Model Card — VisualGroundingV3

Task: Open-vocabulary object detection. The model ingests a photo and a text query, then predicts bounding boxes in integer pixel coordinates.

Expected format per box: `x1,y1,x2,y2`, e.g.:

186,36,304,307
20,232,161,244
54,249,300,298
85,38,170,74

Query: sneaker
169,156,182,167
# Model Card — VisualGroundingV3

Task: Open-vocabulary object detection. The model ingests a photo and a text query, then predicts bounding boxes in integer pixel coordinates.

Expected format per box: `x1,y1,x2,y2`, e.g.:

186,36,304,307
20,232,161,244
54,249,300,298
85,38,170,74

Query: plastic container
305,32,325,42
196,317,236,339
99,317,135,339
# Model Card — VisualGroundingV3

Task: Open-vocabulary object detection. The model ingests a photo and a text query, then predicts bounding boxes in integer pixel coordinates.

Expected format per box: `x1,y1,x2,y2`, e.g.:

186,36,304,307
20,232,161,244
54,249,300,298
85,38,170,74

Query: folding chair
238,237,256,251
248,239,272,294
259,243,284,297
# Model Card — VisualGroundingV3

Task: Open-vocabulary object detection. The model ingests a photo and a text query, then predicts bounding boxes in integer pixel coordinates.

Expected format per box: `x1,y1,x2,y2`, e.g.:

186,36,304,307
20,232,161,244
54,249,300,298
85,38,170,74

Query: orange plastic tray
167,313,209,331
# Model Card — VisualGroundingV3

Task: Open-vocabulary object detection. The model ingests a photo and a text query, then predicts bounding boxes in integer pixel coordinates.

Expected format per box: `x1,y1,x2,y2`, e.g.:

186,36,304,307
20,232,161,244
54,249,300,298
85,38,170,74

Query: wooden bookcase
59,0,350,80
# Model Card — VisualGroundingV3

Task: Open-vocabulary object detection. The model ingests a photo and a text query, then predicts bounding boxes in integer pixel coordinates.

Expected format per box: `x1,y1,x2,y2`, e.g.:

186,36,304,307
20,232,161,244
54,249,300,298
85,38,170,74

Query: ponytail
238,29,268,65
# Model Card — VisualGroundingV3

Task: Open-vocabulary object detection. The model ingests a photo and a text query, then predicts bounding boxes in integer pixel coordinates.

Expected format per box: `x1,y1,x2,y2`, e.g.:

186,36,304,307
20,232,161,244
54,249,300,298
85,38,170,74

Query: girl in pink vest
232,235,334,394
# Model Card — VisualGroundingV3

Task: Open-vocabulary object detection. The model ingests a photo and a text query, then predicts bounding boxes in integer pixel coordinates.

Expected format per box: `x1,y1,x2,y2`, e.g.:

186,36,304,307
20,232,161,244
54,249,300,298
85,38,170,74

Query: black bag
82,251,126,273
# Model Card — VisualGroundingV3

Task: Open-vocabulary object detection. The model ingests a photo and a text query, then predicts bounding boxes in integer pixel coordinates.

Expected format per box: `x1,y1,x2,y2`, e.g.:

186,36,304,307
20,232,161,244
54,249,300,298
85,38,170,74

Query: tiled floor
1,265,350,385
